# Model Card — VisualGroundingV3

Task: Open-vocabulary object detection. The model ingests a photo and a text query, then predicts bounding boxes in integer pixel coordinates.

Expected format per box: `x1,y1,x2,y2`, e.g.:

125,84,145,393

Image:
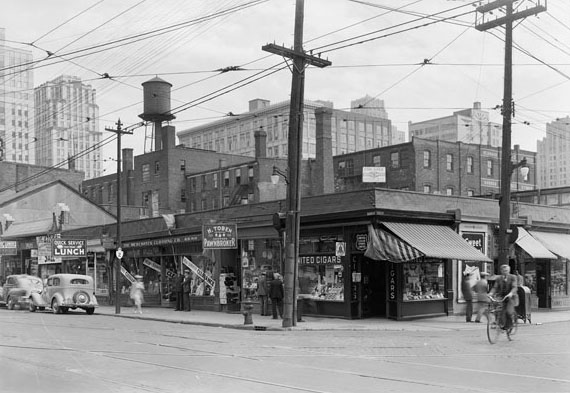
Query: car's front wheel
7,296,15,310
51,299,61,314
86,308,95,315
29,302,37,312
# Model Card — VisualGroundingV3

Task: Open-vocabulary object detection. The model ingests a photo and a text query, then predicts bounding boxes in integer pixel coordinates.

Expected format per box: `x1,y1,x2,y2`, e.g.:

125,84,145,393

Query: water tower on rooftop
139,76,175,152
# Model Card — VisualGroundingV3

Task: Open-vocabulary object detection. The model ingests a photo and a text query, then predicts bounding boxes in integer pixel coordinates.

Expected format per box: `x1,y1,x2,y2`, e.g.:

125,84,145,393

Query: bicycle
486,296,518,344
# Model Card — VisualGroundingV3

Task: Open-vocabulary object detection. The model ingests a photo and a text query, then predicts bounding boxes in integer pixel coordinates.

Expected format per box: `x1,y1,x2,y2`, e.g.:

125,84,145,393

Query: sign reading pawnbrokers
202,224,237,249
52,239,87,257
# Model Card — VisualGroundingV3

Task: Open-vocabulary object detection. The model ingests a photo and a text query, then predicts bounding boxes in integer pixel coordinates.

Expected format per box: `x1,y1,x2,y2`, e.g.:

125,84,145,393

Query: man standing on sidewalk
257,272,268,316
269,273,284,319
182,270,192,311
173,272,184,311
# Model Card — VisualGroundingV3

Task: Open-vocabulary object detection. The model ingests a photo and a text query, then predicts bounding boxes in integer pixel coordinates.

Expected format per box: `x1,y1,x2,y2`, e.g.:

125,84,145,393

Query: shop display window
402,261,445,301
186,253,216,296
298,263,344,301
552,260,568,296
240,239,282,302
524,262,537,294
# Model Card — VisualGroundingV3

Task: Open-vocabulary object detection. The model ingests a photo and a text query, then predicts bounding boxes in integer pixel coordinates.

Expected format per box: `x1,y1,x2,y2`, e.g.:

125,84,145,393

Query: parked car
29,274,98,314
1,275,44,310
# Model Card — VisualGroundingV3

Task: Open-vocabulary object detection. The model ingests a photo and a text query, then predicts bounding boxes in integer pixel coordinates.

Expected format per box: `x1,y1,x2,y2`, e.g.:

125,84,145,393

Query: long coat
269,277,284,300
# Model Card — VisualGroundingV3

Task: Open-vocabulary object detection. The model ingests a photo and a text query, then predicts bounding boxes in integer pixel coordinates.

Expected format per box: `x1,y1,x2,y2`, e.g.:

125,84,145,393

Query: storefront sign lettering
202,224,237,249
123,235,200,248
52,239,87,257
143,258,161,273
0,241,17,255
121,266,136,284
299,255,342,265
182,257,215,290
462,232,485,253
389,268,396,301
354,234,367,251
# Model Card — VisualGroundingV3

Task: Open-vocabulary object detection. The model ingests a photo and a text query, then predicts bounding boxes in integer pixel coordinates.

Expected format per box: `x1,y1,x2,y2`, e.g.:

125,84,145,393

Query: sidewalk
96,305,570,332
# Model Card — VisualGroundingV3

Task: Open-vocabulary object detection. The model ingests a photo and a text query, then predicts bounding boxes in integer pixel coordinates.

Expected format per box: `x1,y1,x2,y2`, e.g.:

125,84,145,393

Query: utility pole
105,119,133,314
262,0,331,328
475,0,546,268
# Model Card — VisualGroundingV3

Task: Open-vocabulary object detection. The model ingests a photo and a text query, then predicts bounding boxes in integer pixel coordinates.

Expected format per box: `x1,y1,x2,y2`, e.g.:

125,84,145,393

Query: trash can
516,286,531,324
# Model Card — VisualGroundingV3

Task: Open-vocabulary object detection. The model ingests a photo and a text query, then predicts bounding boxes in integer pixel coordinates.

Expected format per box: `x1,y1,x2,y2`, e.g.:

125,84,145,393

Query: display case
402,261,445,301
299,263,345,302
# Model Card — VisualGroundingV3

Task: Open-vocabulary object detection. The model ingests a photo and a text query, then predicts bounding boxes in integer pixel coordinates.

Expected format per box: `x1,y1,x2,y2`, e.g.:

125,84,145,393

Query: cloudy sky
2,0,569,173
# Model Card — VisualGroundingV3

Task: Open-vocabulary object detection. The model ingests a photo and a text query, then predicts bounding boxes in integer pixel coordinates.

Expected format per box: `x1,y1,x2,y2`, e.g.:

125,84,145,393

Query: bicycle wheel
487,310,500,344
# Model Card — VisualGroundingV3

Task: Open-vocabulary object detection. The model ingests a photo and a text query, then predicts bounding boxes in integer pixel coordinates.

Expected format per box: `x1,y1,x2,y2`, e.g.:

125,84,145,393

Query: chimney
162,125,176,150
254,129,267,159
473,101,481,110
122,148,134,172
314,107,334,195
249,99,270,112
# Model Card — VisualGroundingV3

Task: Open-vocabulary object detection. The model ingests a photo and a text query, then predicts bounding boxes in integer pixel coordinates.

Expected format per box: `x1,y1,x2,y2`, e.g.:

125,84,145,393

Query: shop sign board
37,235,62,265
143,258,161,273
462,232,485,253
121,266,136,284
53,239,87,257
202,224,237,249
362,166,386,183
0,241,17,255
388,266,397,301
182,257,215,290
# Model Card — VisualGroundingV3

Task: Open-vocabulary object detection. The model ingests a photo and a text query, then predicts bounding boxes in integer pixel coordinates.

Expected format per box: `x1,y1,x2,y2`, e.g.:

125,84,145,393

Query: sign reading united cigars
202,224,237,249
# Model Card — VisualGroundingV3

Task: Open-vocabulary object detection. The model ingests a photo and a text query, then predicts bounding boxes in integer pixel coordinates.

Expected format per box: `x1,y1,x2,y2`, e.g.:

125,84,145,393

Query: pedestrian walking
461,272,473,322
173,272,184,311
269,273,284,319
257,272,268,316
473,272,489,323
130,275,145,314
182,270,192,311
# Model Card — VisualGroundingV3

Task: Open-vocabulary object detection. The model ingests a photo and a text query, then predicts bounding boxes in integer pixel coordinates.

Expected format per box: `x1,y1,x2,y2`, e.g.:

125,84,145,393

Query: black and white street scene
1,1,570,392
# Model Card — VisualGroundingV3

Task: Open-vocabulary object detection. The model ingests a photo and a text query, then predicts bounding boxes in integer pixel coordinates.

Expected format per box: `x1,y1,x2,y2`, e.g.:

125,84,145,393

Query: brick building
333,138,536,197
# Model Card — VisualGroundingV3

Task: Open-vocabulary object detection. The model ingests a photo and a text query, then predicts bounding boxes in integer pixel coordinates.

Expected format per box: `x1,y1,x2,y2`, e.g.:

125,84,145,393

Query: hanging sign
202,223,237,249
121,266,136,284
182,257,215,290
143,258,161,273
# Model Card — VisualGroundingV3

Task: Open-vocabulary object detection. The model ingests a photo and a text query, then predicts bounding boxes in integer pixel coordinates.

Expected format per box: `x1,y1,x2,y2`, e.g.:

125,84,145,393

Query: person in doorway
130,275,145,314
473,272,489,323
461,272,474,322
269,273,284,319
257,272,268,316
489,264,519,330
173,272,184,311
182,270,192,311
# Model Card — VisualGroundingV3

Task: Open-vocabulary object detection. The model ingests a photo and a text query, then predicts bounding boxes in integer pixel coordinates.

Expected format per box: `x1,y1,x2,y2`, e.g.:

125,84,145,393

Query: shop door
537,261,551,308
361,260,386,317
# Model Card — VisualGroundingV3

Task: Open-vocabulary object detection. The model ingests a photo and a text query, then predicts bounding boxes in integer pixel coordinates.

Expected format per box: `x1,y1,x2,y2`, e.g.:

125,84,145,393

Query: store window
239,238,283,303
552,260,568,296
298,260,344,302
402,261,445,301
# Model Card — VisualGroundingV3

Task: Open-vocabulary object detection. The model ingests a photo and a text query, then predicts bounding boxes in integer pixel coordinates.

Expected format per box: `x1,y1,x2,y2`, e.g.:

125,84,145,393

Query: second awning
529,231,570,260
515,227,557,259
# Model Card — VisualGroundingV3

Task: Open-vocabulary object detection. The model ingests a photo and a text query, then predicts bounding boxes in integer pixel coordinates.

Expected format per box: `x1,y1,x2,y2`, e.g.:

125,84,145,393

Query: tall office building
34,75,102,179
408,102,502,147
537,116,570,189
177,98,393,159
0,28,35,164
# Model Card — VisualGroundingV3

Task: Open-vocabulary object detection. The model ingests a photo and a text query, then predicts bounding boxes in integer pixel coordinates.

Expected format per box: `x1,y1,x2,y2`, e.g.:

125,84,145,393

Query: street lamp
498,156,529,268
271,166,288,185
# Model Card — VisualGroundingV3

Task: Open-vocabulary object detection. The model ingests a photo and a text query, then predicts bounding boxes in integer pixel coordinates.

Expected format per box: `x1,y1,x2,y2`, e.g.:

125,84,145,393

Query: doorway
361,259,386,317
536,261,551,308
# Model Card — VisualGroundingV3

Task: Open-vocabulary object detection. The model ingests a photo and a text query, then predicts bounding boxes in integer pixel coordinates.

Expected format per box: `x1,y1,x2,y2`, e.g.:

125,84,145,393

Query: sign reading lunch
52,239,87,257
202,224,237,249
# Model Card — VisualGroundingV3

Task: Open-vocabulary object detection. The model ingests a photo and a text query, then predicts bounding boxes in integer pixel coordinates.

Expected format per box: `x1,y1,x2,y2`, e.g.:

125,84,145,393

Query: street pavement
96,304,570,331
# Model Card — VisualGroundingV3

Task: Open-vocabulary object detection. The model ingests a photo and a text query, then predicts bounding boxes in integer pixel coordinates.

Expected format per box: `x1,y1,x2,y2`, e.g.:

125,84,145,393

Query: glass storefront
239,238,282,302
402,260,445,301
299,260,344,301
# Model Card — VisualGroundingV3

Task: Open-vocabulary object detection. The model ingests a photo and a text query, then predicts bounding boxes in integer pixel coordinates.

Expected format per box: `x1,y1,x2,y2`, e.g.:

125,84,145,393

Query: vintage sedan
1,275,44,310
29,274,98,314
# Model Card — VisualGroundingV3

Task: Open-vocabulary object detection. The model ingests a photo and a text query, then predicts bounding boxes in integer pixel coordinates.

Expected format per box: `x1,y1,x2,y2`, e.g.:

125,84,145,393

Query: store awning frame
379,222,492,262
529,231,570,260
515,227,557,260
365,224,424,262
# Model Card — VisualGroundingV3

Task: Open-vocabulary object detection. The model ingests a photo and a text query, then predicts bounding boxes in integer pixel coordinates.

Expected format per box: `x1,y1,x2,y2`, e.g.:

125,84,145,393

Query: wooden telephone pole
105,119,133,314
262,0,331,327
475,0,546,268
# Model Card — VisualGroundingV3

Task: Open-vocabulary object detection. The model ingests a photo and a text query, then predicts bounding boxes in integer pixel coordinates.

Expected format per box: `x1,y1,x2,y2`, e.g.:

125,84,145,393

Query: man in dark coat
461,273,474,322
173,272,184,311
182,270,192,311
269,273,284,319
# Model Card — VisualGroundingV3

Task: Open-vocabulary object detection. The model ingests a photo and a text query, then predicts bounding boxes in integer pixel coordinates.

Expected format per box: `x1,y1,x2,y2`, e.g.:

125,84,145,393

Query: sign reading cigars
202,223,237,249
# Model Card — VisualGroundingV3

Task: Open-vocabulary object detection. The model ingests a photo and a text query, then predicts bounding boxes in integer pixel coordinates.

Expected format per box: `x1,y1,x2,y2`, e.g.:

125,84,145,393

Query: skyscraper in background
537,116,570,189
0,28,35,164
34,75,102,179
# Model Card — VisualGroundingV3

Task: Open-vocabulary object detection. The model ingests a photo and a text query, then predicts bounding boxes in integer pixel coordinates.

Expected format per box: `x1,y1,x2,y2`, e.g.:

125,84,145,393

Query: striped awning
365,224,424,262
382,222,492,262
515,227,557,259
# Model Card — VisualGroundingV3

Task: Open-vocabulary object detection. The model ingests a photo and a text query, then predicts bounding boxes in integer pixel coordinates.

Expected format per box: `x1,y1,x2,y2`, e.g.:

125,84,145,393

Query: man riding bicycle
488,264,519,330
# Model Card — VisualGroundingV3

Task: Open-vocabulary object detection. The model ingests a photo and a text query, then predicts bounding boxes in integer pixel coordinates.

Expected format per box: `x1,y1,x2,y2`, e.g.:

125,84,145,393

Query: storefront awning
529,231,570,260
515,227,557,259
365,224,423,262
382,222,492,262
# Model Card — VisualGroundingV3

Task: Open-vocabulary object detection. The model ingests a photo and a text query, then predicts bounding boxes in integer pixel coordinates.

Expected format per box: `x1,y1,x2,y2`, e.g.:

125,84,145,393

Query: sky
2,0,569,174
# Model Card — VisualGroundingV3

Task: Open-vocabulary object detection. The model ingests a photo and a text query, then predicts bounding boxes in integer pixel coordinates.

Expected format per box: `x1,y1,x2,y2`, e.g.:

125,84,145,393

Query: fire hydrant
242,297,254,325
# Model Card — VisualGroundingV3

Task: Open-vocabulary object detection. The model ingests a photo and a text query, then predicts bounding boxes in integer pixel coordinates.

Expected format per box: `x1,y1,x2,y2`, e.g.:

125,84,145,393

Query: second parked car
29,274,98,314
